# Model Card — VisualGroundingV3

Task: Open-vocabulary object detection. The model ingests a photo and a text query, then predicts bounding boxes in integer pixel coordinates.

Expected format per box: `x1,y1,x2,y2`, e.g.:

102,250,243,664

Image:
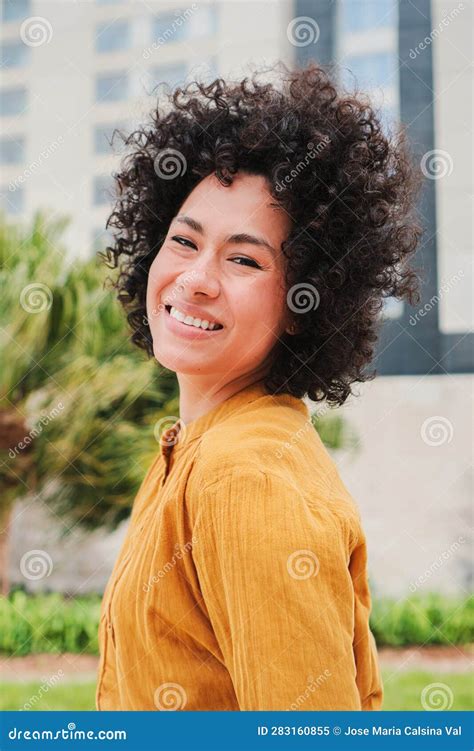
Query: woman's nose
180,252,220,295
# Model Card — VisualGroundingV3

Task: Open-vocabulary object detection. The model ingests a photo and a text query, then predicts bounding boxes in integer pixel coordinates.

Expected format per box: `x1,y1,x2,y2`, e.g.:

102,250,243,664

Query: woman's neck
177,367,268,425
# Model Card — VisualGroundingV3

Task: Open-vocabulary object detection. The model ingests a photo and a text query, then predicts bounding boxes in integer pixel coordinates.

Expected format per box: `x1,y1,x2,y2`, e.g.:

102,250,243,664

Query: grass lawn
0,670,472,711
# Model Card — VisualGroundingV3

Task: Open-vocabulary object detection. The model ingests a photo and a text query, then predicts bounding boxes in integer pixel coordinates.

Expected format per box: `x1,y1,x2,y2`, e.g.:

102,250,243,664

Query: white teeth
169,306,221,331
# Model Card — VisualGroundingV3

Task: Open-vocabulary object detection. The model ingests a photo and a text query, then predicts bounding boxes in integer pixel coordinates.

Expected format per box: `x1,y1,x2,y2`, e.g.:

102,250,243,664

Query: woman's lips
163,306,225,339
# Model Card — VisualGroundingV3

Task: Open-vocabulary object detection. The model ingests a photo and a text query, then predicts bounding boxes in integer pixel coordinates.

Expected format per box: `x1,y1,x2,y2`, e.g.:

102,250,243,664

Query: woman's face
146,171,293,382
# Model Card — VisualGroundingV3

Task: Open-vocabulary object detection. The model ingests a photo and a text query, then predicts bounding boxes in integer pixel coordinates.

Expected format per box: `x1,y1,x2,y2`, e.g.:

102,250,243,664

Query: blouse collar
159,379,309,458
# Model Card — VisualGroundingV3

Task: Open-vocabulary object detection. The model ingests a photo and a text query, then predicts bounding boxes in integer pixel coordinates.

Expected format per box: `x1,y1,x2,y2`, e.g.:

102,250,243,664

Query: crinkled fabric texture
96,381,383,711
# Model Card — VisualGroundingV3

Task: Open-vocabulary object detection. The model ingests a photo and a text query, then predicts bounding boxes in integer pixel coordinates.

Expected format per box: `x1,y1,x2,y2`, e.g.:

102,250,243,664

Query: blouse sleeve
191,467,382,710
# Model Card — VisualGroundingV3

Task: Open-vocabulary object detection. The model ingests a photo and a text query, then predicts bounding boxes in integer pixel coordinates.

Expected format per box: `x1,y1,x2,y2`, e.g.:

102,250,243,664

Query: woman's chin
151,344,214,375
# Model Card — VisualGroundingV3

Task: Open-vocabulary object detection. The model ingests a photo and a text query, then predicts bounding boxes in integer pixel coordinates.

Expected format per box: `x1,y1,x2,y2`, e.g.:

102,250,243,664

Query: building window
0,87,27,116
152,4,217,46
339,0,396,34
0,185,24,214
95,72,128,102
1,0,30,22
149,63,187,93
0,136,25,165
0,41,30,68
93,175,115,206
342,52,394,92
96,19,130,53
94,123,126,154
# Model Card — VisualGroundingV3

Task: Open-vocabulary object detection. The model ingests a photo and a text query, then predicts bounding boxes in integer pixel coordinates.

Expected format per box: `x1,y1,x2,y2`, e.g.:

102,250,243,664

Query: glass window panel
0,87,27,116
95,72,128,102
0,136,25,164
1,0,30,22
340,0,396,33
0,41,30,68
96,19,130,53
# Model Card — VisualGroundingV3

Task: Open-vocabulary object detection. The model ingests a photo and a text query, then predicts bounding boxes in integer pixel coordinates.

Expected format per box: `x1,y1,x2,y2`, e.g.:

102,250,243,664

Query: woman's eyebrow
173,214,277,254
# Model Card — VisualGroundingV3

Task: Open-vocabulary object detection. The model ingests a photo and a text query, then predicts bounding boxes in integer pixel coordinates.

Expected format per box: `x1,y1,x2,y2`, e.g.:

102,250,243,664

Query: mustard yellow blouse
96,380,383,711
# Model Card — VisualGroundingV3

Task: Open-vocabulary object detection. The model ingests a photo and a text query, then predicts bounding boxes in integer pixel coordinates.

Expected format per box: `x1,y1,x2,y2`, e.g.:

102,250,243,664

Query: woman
96,63,421,711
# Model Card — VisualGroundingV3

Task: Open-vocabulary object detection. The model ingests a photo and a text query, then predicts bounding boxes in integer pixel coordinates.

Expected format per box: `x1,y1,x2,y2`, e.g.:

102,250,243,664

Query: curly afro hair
102,61,422,406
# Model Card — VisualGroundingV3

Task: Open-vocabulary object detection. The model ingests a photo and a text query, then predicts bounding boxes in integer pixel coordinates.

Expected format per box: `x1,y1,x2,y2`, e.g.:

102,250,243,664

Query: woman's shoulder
186,396,360,534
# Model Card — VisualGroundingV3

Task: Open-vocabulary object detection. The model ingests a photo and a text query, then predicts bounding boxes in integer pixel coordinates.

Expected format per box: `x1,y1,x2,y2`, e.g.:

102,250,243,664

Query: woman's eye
231,257,262,269
171,235,196,248
170,237,261,269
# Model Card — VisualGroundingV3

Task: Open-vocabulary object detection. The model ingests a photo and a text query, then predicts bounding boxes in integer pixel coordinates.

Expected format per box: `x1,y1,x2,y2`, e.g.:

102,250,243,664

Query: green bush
370,592,474,646
0,590,102,656
0,590,472,656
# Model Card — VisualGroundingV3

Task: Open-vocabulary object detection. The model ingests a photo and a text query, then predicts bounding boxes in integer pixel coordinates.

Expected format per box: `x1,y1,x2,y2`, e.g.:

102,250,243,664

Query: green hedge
370,593,474,647
0,590,101,656
0,590,472,656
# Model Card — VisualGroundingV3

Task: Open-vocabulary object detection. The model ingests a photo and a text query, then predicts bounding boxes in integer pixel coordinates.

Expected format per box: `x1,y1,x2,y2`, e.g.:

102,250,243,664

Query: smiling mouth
164,305,224,331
